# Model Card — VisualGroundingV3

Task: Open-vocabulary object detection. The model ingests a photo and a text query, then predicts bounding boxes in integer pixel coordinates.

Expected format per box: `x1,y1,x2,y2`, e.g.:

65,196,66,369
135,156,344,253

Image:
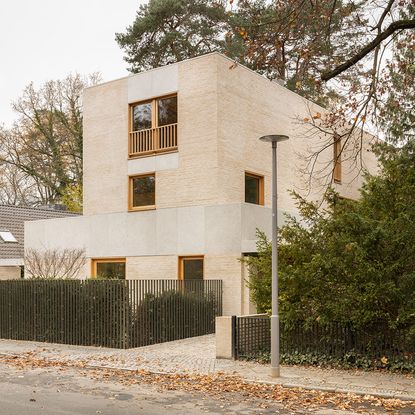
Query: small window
179,256,204,280
92,259,126,279
245,172,264,205
129,173,156,210
333,136,342,183
0,231,18,243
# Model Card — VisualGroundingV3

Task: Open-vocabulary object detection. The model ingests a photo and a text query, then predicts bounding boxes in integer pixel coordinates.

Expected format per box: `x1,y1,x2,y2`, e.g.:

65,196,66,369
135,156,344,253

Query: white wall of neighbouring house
0,266,21,280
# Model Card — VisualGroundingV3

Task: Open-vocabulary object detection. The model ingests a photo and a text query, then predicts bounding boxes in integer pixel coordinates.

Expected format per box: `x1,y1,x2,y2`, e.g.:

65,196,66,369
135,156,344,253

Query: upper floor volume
129,94,178,158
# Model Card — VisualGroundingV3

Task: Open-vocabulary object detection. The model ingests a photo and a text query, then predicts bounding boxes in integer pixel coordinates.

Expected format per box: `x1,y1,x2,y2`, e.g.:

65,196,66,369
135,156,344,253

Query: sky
0,0,145,127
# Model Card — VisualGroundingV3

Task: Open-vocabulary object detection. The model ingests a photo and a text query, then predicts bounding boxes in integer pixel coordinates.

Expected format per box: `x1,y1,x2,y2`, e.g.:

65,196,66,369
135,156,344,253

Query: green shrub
132,289,218,346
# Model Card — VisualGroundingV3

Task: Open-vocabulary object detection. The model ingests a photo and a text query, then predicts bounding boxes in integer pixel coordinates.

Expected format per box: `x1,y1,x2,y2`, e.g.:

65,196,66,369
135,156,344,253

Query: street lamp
259,134,289,378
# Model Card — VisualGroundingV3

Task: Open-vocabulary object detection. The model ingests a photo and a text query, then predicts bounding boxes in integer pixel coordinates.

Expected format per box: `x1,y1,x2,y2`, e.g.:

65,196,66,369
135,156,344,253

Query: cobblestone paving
0,335,414,401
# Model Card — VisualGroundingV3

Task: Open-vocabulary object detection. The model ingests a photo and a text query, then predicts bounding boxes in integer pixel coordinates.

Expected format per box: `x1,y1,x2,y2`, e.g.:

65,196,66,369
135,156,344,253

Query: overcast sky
0,0,145,126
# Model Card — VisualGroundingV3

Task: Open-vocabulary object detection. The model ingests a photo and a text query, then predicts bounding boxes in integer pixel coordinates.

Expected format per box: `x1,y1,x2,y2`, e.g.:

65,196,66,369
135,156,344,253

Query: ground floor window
91,258,126,279
179,256,204,280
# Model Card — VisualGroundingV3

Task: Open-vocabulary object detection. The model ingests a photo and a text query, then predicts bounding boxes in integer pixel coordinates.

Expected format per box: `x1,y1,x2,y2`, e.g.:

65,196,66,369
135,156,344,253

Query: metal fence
233,315,415,361
0,279,222,349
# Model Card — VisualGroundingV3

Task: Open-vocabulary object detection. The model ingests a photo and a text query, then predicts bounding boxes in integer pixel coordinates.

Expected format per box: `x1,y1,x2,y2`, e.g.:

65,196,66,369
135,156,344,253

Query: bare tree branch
322,19,415,81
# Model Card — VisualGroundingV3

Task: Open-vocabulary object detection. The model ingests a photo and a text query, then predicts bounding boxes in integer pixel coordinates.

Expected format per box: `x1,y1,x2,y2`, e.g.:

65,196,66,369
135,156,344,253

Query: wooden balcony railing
129,123,178,157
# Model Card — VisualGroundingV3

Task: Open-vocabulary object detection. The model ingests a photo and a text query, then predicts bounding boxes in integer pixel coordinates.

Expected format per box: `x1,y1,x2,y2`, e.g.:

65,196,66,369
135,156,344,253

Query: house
24,53,377,315
0,205,77,279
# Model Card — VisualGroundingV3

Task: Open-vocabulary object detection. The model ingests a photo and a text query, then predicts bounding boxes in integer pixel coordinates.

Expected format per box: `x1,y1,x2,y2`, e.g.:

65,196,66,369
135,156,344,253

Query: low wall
0,266,21,280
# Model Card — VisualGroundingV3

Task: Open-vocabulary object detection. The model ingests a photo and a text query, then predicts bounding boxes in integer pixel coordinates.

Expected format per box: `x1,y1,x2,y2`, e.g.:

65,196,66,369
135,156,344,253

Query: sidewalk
0,335,414,401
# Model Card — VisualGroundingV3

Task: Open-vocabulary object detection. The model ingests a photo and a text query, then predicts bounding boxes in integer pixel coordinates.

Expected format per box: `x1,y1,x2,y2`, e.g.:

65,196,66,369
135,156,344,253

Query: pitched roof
0,205,78,260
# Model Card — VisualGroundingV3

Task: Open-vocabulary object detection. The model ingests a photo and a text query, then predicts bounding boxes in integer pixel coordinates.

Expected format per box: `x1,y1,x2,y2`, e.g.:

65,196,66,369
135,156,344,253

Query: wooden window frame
91,258,126,279
128,172,156,211
178,256,205,281
245,171,264,206
128,93,178,159
333,136,342,184
129,93,178,133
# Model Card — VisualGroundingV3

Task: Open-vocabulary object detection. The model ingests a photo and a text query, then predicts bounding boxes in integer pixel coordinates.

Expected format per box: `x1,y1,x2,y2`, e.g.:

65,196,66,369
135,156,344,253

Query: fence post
215,315,235,359
231,315,237,359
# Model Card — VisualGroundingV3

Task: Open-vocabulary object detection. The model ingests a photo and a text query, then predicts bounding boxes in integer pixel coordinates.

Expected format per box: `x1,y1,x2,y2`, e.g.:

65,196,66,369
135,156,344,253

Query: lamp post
259,134,289,378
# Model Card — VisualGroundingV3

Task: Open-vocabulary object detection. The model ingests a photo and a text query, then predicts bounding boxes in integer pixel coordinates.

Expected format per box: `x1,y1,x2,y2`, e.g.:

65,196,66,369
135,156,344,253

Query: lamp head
259,134,289,143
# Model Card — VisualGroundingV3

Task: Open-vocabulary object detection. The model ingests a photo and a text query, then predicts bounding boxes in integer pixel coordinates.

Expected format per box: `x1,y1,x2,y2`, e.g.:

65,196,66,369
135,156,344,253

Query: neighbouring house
25,53,377,315
0,205,77,280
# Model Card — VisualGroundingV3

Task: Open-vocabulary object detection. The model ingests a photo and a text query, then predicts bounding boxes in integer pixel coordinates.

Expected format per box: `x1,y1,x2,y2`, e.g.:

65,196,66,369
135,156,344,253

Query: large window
245,172,264,205
132,95,177,131
129,95,178,157
92,259,126,279
179,256,204,280
129,173,156,211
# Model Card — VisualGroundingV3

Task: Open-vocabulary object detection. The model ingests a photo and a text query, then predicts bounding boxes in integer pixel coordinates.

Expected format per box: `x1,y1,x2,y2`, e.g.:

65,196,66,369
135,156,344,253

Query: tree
0,73,100,209
116,0,361,105
230,0,366,106
118,0,414,185
0,162,38,205
25,248,86,279
244,143,415,328
236,1,415,182
115,0,234,73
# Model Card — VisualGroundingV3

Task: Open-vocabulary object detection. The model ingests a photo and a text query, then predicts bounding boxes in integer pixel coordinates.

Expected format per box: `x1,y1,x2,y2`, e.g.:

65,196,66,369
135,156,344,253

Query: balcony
129,123,178,158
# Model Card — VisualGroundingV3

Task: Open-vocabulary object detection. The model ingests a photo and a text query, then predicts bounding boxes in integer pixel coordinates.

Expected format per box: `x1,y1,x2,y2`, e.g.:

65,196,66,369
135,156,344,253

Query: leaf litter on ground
1,352,414,414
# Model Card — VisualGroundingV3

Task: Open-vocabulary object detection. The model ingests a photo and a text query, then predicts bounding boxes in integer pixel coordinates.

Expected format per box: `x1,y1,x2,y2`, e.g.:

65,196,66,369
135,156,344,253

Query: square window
179,257,204,280
129,174,155,210
245,173,264,205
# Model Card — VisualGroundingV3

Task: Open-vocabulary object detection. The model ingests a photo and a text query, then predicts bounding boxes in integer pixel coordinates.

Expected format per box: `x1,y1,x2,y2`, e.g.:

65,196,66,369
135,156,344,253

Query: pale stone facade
25,53,378,315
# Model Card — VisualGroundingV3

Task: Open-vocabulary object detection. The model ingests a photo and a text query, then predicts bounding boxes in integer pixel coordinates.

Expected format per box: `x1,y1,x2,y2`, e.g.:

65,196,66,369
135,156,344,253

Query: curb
242,378,415,401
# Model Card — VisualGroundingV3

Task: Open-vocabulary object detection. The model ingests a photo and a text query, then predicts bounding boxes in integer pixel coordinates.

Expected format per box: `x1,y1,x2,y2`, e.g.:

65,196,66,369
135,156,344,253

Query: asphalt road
0,363,291,415
1,362,413,415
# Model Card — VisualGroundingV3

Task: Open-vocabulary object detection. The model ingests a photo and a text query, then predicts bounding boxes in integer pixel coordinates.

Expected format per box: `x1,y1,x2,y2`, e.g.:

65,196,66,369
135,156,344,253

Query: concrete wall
0,266,21,280
25,203,279,258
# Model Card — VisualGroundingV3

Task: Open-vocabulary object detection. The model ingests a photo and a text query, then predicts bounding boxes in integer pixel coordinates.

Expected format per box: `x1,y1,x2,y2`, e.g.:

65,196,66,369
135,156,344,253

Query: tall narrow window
92,259,126,279
333,136,342,183
133,101,152,131
245,172,264,205
157,95,178,126
129,173,156,210
179,256,204,280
